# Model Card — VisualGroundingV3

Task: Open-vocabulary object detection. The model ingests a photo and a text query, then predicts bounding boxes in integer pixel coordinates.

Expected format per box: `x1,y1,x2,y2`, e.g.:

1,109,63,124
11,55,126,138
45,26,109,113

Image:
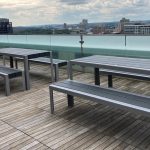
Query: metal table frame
68,55,150,86
0,48,54,90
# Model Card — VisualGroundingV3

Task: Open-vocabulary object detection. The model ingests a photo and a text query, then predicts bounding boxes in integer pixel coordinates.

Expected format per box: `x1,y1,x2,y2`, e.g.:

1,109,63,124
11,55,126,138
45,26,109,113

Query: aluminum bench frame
49,80,150,116
100,69,150,87
15,57,68,81
0,66,25,96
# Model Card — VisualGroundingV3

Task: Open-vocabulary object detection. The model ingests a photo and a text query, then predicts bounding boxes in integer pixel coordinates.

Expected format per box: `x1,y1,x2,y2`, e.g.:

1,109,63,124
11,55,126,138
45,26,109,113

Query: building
124,24,150,35
118,18,130,33
113,18,130,34
0,18,13,34
80,19,88,33
63,23,68,29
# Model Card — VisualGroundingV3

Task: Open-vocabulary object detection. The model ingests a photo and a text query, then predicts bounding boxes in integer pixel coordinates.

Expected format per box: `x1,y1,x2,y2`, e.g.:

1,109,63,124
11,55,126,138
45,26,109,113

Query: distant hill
13,20,150,34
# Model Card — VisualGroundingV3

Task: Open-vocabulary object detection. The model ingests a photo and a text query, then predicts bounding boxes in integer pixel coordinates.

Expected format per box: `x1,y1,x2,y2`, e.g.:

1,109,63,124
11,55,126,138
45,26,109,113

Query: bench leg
67,95,74,107
49,87,54,114
54,64,59,82
108,75,113,87
4,76,10,96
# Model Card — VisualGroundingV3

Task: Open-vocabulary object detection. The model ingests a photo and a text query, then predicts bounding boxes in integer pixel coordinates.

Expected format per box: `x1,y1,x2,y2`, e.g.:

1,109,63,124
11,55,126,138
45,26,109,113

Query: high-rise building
0,18,13,34
113,18,130,34
63,23,68,29
119,18,130,33
80,19,88,33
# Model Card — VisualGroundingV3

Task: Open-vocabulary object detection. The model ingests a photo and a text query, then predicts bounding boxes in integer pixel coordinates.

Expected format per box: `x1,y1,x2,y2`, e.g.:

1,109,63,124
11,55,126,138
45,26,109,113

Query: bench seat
15,57,68,81
0,66,22,78
29,57,67,66
0,66,25,96
100,69,150,87
49,80,150,116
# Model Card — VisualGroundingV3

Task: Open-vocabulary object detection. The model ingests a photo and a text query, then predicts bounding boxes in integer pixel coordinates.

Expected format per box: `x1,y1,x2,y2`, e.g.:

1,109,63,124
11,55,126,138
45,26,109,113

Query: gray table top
70,55,150,74
0,48,50,59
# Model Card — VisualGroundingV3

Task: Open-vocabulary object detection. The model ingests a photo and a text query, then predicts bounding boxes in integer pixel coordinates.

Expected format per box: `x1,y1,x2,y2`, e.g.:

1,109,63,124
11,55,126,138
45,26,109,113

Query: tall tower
119,18,130,33
80,19,88,33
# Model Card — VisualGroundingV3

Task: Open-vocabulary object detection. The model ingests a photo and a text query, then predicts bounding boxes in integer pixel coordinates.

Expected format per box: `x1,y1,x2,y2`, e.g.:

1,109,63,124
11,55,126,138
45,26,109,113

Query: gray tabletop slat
0,48,50,58
70,55,150,74
0,66,22,78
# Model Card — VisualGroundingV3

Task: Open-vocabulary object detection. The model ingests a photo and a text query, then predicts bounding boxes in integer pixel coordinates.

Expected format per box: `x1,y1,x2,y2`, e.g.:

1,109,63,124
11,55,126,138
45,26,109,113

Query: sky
0,0,150,26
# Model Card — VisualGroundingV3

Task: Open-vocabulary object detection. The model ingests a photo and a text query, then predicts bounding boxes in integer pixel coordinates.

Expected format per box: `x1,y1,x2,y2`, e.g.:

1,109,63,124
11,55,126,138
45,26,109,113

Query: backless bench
15,57,68,81
100,68,150,87
0,66,25,96
49,80,150,117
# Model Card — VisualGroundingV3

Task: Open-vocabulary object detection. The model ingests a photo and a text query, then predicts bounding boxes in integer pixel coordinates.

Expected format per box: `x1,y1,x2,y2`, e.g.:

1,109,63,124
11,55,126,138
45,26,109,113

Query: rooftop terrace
0,59,150,150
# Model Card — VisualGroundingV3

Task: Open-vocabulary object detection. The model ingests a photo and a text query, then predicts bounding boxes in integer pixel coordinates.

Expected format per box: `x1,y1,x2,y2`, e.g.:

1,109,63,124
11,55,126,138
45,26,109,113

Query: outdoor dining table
0,48,53,90
69,55,150,85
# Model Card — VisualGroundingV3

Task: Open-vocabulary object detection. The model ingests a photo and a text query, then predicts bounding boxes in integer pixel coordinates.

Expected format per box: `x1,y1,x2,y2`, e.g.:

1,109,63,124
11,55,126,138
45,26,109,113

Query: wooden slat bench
100,69,150,87
0,66,25,96
49,80,150,116
15,57,68,81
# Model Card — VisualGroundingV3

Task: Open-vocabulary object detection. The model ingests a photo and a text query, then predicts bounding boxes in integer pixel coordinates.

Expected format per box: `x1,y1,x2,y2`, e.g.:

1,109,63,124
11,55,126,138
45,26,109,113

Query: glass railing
0,35,150,60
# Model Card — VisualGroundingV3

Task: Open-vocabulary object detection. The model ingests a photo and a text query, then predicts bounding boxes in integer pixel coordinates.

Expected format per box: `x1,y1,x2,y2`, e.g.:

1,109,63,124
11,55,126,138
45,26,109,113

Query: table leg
24,57,30,90
3,56,6,66
67,95,74,107
108,75,113,87
54,64,59,82
68,61,73,80
94,68,100,85
49,52,54,83
10,56,14,68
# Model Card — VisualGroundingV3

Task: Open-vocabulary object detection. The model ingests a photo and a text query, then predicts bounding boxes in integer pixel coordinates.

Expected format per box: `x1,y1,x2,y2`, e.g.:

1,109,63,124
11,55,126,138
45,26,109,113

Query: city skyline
0,0,150,26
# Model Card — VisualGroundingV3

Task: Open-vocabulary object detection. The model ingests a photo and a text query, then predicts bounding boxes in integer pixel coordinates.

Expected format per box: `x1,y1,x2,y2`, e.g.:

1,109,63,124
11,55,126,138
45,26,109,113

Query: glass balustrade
0,34,150,59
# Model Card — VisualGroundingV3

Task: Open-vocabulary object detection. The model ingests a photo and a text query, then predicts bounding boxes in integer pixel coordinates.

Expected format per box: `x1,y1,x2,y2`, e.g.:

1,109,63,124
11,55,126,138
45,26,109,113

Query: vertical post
66,61,69,79
108,75,113,87
49,87,54,114
5,75,10,96
79,32,85,72
67,61,74,107
68,61,73,80
79,33,84,57
50,51,54,83
15,58,18,69
54,64,59,82
125,34,127,47
94,68,100,85
10,56,14,68
67,95,74,107
24,56,30,90
26,33,28,44
3,56,6,66
22,71,26,91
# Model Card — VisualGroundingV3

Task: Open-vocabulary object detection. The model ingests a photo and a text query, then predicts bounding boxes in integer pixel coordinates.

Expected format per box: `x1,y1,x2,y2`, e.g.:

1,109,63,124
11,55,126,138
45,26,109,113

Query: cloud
59,0,91,5
132,0,149,6
0,0,150,26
